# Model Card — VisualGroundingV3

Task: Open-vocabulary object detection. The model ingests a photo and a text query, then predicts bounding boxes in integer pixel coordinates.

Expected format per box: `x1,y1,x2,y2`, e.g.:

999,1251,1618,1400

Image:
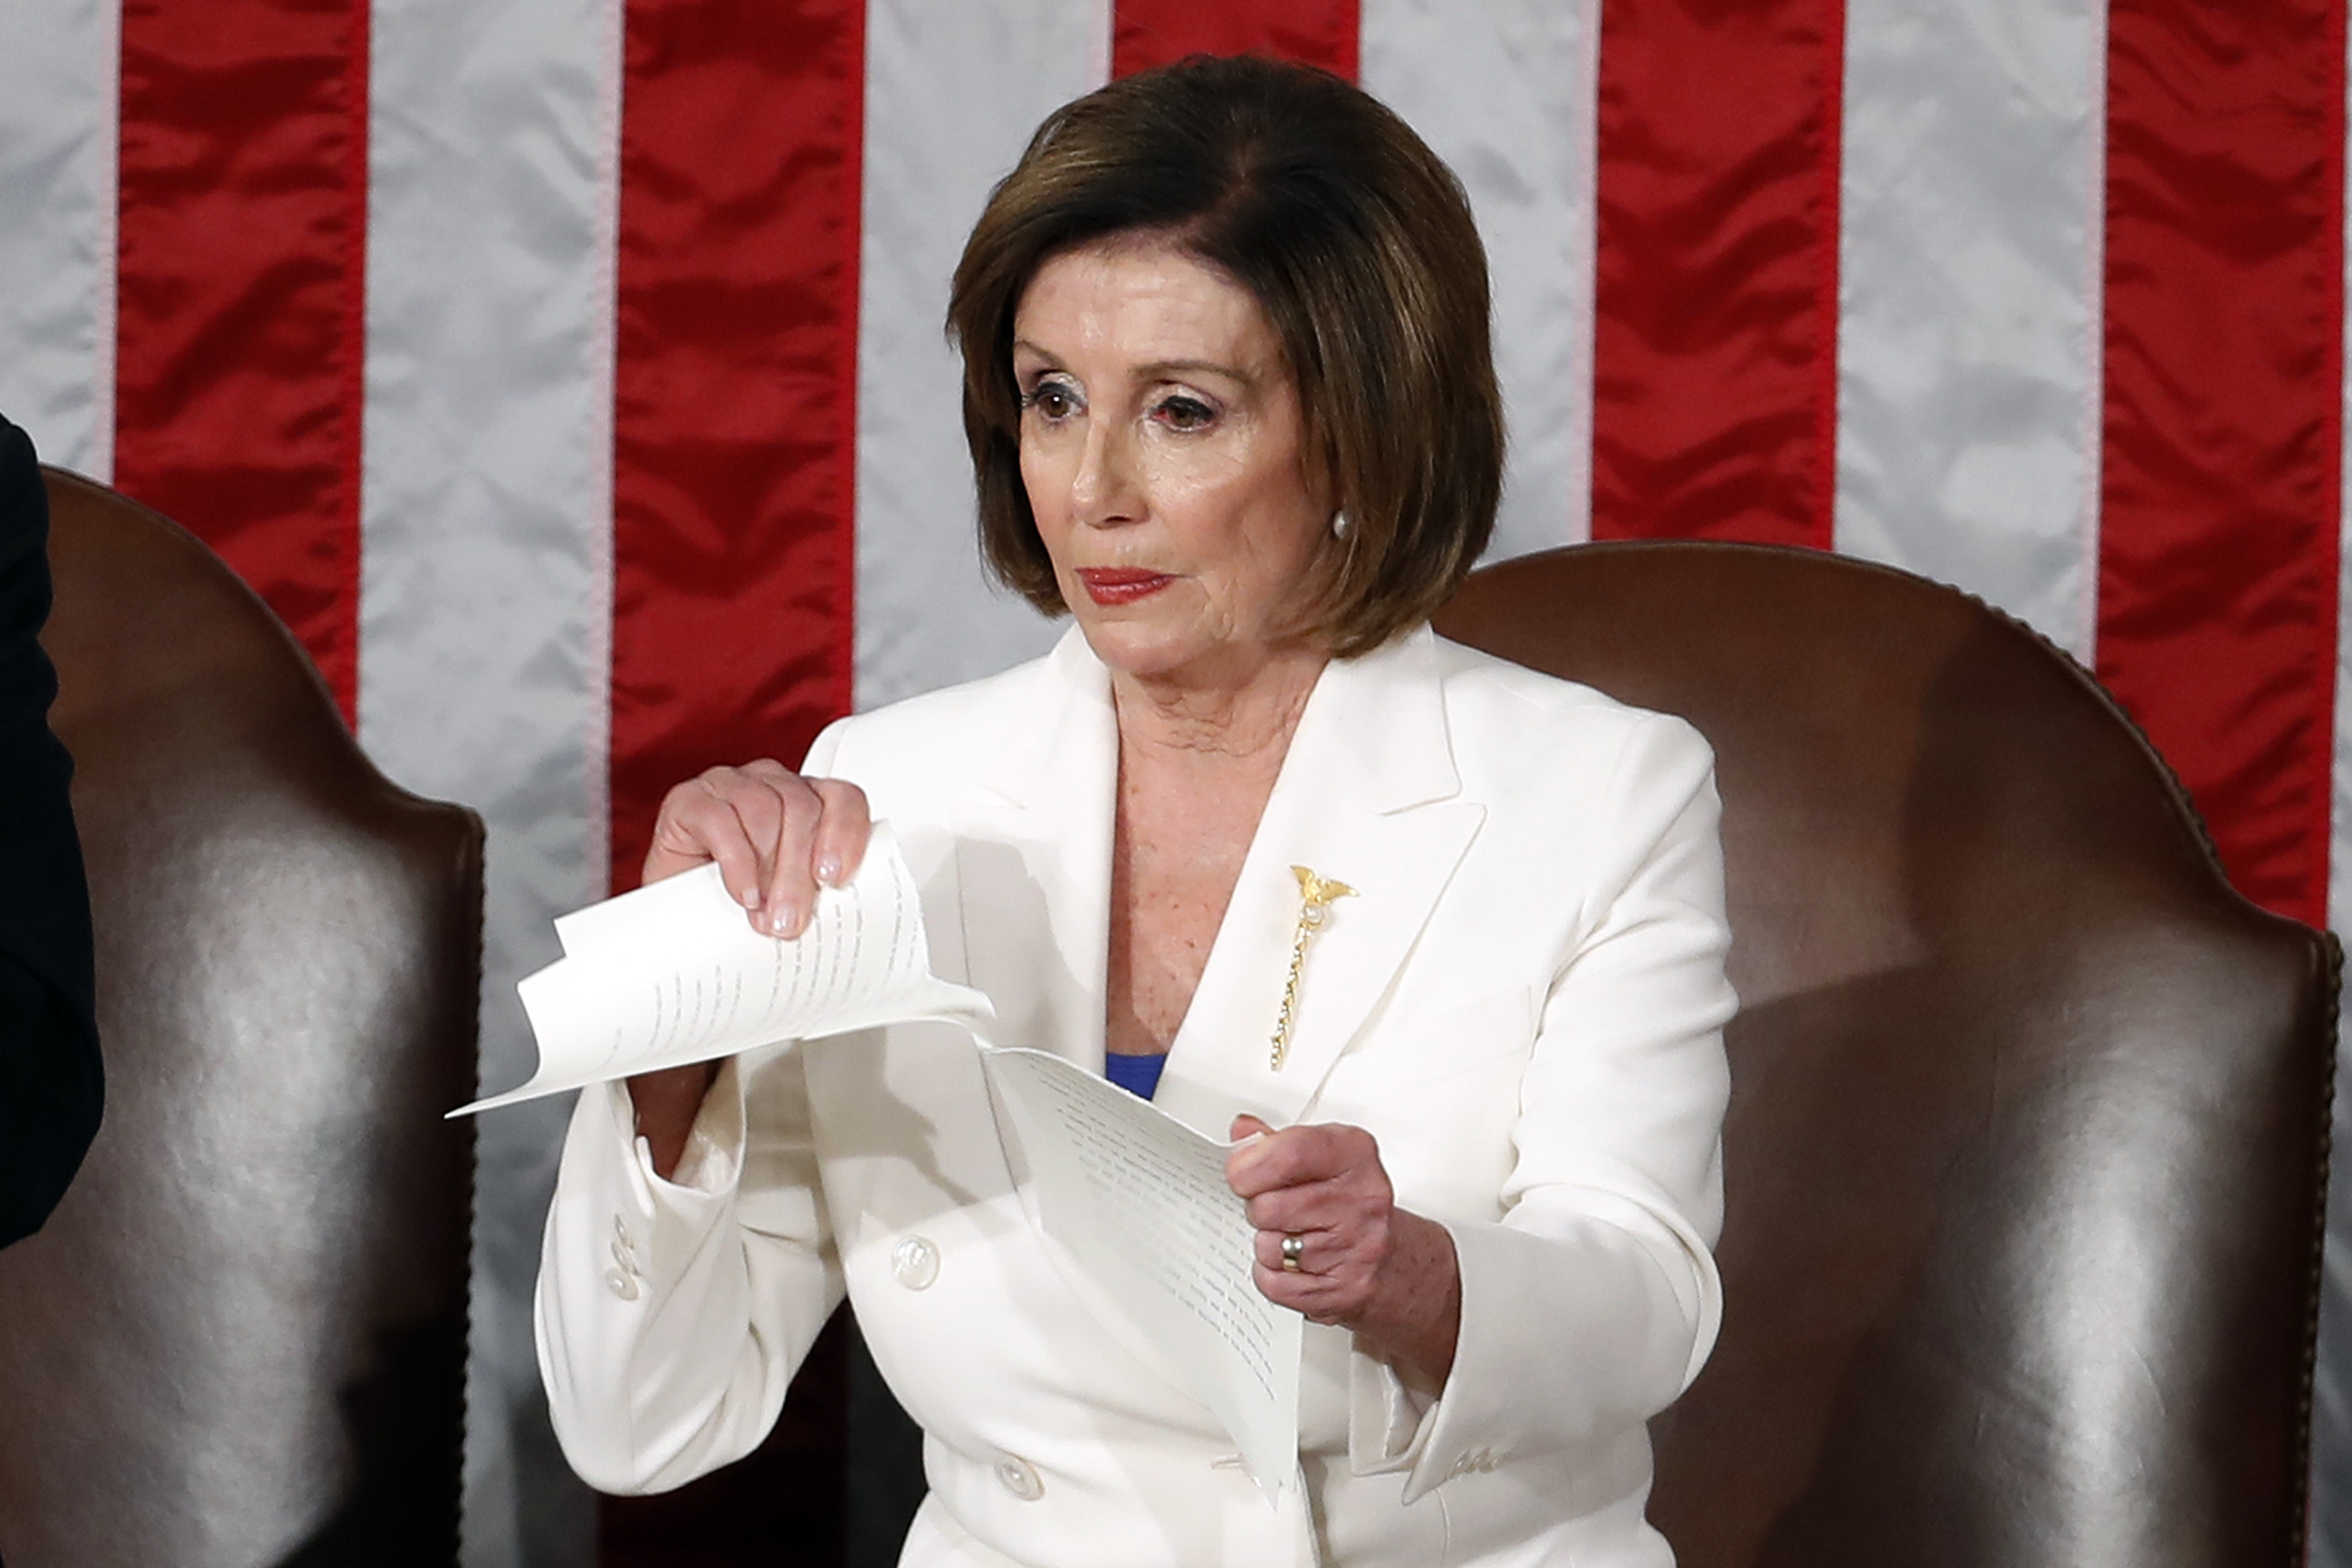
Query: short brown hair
947,55,1503,656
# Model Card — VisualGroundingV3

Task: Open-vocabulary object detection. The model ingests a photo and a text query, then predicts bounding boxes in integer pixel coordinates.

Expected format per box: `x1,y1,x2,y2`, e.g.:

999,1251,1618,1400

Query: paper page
981,1045,1301,1502
454,824,992,1114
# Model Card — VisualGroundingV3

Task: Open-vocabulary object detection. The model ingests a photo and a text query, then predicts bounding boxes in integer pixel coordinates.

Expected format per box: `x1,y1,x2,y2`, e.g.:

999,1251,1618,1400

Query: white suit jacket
537,624,1735,1568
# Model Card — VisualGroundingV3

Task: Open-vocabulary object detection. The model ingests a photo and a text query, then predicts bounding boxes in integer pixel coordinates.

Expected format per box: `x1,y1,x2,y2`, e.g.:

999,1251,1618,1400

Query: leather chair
0,472,484,1566
1434,542,2336,1568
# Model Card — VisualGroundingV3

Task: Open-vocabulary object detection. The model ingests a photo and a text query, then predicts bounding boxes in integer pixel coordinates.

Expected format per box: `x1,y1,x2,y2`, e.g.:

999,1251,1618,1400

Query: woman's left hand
1227,1116,1462,1385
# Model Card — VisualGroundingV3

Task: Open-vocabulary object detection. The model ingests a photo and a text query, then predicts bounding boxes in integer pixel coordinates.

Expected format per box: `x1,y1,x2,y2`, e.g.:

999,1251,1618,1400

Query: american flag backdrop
3,0,2348,1562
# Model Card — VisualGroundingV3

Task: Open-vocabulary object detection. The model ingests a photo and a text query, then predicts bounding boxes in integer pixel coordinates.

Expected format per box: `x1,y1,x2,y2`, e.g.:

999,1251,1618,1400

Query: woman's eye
1155,395,1216,432
1022,382,1079,421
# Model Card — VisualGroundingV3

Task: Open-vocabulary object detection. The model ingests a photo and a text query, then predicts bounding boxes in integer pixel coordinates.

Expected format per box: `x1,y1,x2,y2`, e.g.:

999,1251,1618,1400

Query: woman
538,56,1733,1568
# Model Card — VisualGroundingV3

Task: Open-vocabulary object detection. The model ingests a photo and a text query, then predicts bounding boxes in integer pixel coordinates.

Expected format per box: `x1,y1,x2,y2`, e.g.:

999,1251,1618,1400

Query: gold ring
1280,1234,1306,1272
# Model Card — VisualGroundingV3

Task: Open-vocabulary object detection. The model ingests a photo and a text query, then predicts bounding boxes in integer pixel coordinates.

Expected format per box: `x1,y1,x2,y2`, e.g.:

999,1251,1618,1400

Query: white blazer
536,624,1735,1568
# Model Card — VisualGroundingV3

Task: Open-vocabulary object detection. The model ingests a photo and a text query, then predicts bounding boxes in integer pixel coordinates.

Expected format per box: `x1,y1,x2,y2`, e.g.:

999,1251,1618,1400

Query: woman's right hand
643,758,872,936
628,761,872,1177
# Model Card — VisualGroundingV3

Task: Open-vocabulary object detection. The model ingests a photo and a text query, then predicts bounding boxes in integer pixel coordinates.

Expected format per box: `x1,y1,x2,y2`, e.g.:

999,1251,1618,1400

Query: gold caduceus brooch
1269,865,1356,1071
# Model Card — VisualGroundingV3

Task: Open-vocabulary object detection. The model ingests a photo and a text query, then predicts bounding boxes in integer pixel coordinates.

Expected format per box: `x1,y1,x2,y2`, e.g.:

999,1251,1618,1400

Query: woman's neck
1107,643,1329,770
1102,643,1332,1060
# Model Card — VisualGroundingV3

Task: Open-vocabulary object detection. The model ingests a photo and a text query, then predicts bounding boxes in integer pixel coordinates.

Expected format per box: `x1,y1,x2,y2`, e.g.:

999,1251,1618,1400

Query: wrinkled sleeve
534,720,856,1492
1348,713,1734,1502
535,1048,844,1494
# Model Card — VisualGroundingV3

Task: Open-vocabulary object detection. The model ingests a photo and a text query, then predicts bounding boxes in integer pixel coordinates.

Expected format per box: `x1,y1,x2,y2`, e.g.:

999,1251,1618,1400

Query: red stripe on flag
1112,0,1359,81
113,0,370,721
1589,0,1844,547
604,0,865,894
2093,0,2345,928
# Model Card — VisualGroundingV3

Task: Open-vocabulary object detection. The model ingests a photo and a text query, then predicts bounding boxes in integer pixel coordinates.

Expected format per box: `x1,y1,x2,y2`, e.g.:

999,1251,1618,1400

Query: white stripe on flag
853,0,1111,713
357,0,626,1559
0,0,119,477
1361,0,1603,560
1831,0,2108,661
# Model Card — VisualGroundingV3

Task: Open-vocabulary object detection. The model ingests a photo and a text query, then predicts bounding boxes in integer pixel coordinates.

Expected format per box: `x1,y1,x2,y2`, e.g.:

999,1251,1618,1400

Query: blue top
1102,1052,1167,1101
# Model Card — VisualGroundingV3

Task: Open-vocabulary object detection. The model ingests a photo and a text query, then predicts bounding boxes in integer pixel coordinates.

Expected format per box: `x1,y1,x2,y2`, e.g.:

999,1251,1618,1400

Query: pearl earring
1331,510,1352,540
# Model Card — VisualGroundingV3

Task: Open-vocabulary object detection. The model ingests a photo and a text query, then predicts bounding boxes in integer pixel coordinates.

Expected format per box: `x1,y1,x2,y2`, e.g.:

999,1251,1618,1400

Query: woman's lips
1075,568,1174,605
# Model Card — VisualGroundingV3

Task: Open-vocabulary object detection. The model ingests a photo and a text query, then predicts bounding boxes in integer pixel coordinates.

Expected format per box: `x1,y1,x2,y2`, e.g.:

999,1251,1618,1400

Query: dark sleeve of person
0,415,102,1249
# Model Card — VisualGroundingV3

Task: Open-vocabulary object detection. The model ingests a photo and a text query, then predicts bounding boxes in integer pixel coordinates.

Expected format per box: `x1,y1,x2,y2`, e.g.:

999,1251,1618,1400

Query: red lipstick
1075,568,1174,606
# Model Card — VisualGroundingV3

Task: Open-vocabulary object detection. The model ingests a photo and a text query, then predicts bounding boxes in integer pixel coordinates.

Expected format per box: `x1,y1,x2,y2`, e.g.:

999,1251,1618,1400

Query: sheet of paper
454,824,992,1114
981,1045,1302,1503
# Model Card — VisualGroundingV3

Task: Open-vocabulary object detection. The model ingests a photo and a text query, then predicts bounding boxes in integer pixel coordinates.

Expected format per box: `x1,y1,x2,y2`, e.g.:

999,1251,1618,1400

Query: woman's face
1012,236,1333,690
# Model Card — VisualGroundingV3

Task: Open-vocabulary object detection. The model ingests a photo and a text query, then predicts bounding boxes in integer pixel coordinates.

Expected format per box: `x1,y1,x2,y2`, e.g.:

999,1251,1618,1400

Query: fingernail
740,886,760,909
817,856,842,886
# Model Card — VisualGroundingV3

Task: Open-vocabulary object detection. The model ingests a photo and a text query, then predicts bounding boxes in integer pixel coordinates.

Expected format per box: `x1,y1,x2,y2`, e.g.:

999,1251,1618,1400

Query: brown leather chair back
0,472,483,1566
1435,541,2335,1568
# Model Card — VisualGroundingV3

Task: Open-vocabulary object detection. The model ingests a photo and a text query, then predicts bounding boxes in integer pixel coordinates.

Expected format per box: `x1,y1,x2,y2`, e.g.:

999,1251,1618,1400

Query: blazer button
993,1455,1044,1502
603,1267,640,1302
891,1235,940,1290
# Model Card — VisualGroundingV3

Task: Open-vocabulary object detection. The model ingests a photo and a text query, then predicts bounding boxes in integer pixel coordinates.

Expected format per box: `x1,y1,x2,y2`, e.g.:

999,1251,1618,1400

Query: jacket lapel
953,629,1117,1071
1154,629,1484,1138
